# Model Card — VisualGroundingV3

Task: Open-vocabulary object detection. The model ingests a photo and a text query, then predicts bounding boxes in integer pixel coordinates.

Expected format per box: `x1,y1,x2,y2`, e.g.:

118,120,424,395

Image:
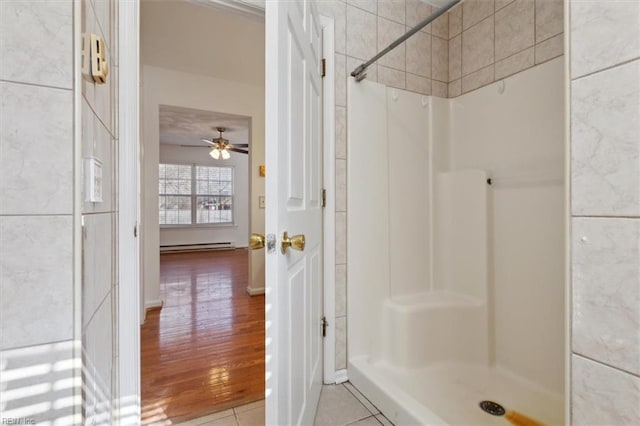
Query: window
195,165,233,224
158,164,192,225
159,163,234,226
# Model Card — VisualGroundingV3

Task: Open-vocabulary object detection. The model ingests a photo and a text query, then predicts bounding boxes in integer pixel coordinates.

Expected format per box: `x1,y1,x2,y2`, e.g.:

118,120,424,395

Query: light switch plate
85,156,103,203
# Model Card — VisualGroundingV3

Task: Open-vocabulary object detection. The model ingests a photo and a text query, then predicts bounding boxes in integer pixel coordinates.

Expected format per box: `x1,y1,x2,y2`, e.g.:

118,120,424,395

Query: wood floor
141,249,265,425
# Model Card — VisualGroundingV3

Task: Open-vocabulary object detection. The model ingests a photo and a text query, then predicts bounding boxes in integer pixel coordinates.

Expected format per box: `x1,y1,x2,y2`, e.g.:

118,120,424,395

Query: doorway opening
121,2,337,423
139,1,266,423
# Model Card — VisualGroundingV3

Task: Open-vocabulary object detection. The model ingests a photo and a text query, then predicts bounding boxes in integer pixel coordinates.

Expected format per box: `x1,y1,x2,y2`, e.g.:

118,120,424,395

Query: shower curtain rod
350,0,462,82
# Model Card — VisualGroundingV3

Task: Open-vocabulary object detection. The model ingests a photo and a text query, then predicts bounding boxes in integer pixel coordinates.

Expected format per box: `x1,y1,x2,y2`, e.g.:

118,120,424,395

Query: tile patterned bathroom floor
174,383,394,426
174,400,264,426
314,383,394,426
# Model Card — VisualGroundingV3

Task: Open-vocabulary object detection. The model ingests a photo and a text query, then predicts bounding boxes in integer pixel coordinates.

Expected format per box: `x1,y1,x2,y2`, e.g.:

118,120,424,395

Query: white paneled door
265,0,324,424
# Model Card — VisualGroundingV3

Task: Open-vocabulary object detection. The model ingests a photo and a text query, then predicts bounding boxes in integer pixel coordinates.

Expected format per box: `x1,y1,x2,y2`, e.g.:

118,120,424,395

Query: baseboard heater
160,242,235,253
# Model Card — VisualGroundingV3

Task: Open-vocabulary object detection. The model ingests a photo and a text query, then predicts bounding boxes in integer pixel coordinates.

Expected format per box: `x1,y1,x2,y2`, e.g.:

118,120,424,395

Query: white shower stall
347,58,565,425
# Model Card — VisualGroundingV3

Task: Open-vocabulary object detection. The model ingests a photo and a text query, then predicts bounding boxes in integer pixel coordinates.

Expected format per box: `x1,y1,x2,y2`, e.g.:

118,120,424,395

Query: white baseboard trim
145,299,163,310
159,242,235,253
143,300,163,321
334,369,348,384
246,286,265,296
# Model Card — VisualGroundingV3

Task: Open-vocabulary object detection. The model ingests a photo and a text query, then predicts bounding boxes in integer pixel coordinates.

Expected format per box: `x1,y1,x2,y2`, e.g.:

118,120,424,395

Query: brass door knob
250,233,266,250
281,232,305,254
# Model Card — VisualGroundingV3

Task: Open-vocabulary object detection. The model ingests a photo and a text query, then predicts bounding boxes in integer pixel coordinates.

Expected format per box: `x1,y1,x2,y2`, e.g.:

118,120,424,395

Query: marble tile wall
1,0,120,422
81,0,120,424
0,341,80,424
0,0,80,422
569,0,640,423
448,0,564,97
321,0,452,97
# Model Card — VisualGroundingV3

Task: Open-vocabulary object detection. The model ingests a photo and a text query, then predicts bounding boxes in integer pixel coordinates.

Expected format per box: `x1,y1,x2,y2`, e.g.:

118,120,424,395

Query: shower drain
479,401,506,416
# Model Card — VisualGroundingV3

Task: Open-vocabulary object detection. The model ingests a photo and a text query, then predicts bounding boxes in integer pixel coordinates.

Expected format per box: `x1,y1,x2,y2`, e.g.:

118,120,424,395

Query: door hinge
321,58,326,78
321,316,328,337
134,224,138,238
321,188,326,207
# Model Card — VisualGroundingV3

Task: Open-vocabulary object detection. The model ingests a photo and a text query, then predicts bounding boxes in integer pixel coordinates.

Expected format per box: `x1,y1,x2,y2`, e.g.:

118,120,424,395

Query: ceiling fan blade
201,139,215,145
231,144,249,148
227,147,249,154
180,145,209,148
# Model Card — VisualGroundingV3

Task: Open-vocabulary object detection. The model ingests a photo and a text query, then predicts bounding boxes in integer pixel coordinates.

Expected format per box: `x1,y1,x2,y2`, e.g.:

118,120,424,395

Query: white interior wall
449,58,565,394
140,0,264,87
142,65,265,308
158,144,249,248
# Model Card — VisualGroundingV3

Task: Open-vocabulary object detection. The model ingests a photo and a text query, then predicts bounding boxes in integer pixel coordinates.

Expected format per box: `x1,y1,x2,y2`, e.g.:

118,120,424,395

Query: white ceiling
159,105,251,147
141,0,265,86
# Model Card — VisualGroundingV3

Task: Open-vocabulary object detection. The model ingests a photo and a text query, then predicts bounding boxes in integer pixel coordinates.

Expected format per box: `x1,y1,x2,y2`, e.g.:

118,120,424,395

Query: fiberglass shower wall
347,78,491,364
449,59,565,394
347,57,565,398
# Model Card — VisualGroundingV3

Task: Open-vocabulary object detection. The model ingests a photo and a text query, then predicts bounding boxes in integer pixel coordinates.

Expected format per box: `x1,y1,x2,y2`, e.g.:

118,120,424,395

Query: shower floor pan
349,356,564,426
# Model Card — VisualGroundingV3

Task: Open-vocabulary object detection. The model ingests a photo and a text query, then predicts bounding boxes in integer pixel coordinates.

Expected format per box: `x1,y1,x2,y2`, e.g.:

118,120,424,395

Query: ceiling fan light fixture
199,127,247,159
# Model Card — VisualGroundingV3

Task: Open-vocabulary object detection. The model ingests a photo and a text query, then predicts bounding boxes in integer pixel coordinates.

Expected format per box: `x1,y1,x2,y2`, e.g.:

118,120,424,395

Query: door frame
117,3,338,423
118,1,141,424
320,16,338,385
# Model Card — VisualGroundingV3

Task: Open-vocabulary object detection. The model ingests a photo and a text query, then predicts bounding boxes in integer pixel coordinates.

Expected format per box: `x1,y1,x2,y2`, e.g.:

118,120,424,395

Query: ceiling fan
199,127,249,160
